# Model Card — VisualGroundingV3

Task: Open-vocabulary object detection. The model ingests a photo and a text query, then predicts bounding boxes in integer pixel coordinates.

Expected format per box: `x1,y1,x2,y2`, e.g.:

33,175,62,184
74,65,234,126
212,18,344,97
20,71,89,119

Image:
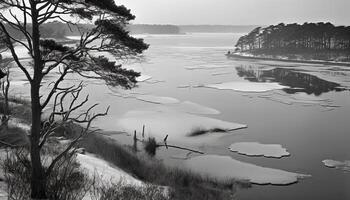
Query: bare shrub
144,137,158,156
1,148,92,200
91,182,168,200
1,149,31,200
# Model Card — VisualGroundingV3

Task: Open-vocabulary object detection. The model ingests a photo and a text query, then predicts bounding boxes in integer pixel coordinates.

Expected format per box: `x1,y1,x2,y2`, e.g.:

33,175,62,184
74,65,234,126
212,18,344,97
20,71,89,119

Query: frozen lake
8,33,350,199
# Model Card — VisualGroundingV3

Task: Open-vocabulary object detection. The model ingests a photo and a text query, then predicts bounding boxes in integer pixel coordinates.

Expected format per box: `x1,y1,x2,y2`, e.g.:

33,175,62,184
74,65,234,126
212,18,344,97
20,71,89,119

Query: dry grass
0,97,31,148
91,183,167,200
0,96,31,123
70,130,243,200
0,126,29,148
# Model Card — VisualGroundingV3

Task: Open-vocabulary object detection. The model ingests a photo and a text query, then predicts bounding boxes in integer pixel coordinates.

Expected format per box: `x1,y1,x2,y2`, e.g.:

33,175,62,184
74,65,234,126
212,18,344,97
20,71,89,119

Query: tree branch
0,23,32,82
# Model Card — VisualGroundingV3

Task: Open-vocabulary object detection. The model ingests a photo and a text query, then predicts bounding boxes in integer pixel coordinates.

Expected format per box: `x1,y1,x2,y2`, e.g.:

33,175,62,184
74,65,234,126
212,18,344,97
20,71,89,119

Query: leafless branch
40,83,109,176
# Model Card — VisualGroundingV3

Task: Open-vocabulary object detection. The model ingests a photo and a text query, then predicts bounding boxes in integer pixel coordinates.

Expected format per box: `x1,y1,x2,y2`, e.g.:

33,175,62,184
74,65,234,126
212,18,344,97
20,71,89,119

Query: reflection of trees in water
236,65,345,95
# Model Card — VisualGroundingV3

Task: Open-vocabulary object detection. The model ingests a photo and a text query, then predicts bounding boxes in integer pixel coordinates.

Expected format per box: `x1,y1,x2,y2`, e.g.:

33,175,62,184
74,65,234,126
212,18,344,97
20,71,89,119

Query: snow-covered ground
76,153,143,187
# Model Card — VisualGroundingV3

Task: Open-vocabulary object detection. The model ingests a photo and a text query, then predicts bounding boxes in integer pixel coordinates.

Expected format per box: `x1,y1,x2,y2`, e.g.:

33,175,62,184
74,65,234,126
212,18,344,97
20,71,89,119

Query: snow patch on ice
136,75,152,82
184,155,311,185
229,142,290,158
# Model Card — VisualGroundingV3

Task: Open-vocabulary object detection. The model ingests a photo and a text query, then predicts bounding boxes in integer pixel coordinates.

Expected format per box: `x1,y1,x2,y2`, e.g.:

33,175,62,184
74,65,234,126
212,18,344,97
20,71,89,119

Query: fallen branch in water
133,127,204,156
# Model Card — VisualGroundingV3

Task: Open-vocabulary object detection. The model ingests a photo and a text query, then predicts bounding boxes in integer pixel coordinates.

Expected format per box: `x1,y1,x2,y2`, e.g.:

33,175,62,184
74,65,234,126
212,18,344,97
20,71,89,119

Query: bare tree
0,0,148,198
0,63,10,122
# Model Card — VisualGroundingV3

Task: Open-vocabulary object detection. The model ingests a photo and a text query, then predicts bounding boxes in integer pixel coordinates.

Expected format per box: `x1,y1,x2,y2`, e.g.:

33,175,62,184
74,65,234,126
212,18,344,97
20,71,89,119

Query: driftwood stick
133,131,204,155
156,144,204,154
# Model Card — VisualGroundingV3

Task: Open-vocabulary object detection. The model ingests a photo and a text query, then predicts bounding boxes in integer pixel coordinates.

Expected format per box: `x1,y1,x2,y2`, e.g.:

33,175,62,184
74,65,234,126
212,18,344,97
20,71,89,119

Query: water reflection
236,65,346,95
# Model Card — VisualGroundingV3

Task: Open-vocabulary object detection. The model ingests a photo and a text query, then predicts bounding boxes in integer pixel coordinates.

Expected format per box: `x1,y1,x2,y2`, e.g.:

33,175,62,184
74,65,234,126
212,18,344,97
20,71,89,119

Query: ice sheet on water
205,82,288,92
171,101,220,115
322,159,350,172
136,95,180,104
184,155,311,185
229,142,290,158
116,109,247,142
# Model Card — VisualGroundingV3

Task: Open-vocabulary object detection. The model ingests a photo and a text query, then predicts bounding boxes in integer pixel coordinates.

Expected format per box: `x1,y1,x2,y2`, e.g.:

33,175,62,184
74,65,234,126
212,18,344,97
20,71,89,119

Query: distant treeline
129,25,259,34
235,23,350,52
179,25,259,33
127,24,180,34
3,21,92,39
3,22,261,40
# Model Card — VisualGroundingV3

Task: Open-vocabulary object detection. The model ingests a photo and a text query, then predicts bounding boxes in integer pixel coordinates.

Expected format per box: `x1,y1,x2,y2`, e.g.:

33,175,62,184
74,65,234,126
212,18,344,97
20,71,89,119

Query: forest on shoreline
3,21,258,39
235,23,350,62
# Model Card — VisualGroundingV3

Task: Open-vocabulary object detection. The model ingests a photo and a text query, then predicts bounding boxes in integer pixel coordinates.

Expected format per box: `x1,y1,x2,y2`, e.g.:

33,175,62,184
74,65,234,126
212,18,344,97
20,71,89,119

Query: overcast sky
118,0,350,26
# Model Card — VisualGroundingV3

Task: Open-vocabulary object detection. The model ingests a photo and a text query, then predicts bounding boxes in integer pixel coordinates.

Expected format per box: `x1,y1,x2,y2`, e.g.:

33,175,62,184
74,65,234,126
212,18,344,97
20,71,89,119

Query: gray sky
118,0,350,25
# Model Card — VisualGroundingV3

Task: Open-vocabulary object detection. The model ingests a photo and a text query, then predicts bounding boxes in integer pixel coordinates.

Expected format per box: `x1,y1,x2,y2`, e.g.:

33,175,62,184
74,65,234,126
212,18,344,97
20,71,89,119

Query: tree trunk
30,87,47,199
30,4,47,199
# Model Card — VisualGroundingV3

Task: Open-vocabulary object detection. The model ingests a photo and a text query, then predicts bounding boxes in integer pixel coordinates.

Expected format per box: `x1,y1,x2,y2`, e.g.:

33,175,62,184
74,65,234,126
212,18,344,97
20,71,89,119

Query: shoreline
226,52,350,67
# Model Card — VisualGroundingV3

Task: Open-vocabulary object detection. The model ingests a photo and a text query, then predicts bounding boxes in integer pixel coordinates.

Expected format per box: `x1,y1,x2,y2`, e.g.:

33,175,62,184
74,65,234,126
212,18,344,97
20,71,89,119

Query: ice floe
322,159,350,172
205,82,288,92
136,95,180,104
116,109,247,142
229,142,290,158
184,155,311,185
